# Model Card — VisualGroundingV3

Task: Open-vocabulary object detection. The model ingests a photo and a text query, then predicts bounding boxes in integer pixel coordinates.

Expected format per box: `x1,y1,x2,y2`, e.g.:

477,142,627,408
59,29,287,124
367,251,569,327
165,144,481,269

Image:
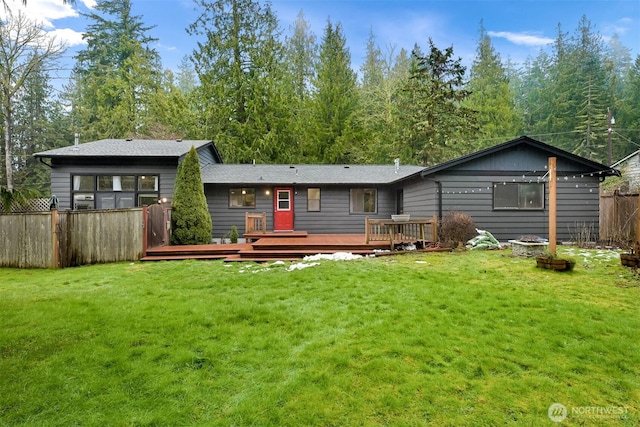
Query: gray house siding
205,184,398,236
402,176,438,218
50,164,178,210
430,170,601,242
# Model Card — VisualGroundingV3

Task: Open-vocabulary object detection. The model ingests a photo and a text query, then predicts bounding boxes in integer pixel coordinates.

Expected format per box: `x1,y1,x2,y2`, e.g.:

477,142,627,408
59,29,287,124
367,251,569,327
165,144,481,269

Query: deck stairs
141,232,391,262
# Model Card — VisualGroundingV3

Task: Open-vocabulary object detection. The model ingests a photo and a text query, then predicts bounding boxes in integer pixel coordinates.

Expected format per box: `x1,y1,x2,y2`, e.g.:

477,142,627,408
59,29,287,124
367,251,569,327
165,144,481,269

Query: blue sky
3,0,639,84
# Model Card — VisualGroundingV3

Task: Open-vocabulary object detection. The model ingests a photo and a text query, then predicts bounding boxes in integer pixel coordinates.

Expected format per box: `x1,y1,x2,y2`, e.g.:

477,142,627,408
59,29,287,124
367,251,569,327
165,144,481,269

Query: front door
274,187,294,231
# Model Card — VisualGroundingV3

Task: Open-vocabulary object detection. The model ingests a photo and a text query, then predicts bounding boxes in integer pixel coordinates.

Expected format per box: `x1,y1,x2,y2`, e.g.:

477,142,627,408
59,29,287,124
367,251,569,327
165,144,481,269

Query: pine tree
617,56,640,158
69,0,162,140
306,20,359,163
464,22,521,149
171,146,212,245
188,0,289,163
395,40,476,165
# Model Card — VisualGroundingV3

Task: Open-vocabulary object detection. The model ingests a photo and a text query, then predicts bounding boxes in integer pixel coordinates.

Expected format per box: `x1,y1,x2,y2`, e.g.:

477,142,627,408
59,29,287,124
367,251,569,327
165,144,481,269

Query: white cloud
0,0,90,47
0,0,78,28
488,31,554,47
48,27,86,47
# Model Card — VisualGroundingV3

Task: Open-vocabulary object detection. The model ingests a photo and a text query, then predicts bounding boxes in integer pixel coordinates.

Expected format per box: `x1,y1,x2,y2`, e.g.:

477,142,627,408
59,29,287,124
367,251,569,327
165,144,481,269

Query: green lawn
1,249,638,426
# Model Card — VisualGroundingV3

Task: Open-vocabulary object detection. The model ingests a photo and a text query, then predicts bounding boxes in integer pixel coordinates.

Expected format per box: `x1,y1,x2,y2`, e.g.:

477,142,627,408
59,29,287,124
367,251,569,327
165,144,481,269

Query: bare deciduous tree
0,11,65,190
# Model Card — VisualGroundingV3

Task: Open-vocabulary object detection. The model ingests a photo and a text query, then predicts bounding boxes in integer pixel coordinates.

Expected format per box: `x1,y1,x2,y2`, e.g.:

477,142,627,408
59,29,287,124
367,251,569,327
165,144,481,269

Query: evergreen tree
395,40,476,165
171,146,212,245
188,0,290,163
464,22,521,149
282,11,317,161
305,20,359,163
617,55,640,158
11,62,72,195
69,0,163,140
517,52,554,137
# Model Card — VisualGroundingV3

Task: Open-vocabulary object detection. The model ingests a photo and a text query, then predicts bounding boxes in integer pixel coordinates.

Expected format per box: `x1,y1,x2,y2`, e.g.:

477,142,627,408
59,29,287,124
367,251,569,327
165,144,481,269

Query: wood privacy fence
0,208,144,268
599,192,638,245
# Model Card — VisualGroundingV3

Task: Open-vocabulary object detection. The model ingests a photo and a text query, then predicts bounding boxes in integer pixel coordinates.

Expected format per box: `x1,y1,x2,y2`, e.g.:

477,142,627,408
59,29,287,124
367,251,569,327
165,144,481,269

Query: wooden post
549,157,557,255
51,208,59,268
365,216,370,244
142,205,148,258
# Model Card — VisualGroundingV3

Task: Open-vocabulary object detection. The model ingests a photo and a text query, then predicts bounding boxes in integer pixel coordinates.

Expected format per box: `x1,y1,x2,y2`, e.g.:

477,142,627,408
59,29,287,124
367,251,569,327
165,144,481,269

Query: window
308,188,320,211
71,175,159,210
493,182,544,210
350,188,377,213
229,188,255,208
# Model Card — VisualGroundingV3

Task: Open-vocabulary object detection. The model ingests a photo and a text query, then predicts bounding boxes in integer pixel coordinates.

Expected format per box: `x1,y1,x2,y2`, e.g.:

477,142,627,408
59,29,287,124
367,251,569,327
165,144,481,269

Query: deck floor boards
141,233,393,262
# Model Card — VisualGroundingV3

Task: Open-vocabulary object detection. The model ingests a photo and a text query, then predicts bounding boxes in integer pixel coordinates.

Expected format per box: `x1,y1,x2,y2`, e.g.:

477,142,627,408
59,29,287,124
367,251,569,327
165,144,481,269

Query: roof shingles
200,164,424,185
34,139,213,158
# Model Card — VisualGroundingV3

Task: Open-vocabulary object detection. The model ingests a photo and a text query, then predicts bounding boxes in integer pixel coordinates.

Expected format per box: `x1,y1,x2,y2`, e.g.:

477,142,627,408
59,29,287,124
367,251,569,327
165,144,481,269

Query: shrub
229,226,239,244
440,211,476,247
171,146,212,245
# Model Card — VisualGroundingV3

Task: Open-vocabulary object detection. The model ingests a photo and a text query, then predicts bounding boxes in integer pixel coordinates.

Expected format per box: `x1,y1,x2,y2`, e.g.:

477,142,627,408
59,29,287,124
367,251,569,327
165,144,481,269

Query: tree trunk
4,107,12,192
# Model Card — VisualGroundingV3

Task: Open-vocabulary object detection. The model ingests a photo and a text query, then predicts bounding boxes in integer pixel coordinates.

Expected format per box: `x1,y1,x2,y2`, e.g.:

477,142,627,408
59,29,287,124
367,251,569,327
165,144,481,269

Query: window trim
307,188,321,212
493,182,545,210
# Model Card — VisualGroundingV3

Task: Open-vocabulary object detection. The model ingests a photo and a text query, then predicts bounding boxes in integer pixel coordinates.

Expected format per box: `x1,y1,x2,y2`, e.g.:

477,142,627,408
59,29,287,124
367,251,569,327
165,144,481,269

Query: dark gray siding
402,176,438,218
184,144,219,169
433,171,601,242
50,164,178,210
205,184,398,236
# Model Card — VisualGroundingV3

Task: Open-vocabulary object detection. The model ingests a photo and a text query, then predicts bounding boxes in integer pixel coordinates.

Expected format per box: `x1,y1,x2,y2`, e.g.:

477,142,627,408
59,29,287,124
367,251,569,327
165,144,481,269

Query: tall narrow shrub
171,146,212,245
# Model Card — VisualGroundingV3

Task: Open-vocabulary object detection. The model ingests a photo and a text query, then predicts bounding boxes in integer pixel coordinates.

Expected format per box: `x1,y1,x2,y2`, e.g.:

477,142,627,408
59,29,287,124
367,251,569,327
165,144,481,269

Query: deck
141,233,433,262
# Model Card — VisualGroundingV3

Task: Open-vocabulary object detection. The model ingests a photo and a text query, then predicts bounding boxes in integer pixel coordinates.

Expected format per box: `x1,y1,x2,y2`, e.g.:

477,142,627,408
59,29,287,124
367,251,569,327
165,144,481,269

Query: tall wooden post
51,208,59,268
549,157,557,255
142,205,148,258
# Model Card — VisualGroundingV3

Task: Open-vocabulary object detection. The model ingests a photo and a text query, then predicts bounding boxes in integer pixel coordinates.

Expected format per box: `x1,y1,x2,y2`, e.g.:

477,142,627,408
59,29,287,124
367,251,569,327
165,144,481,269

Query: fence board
599,193,638,245
61,209,144,267
0,208,144,268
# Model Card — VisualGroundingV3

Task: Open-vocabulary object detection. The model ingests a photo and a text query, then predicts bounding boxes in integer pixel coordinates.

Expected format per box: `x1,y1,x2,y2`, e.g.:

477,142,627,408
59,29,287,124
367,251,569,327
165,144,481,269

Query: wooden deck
141,234,400,262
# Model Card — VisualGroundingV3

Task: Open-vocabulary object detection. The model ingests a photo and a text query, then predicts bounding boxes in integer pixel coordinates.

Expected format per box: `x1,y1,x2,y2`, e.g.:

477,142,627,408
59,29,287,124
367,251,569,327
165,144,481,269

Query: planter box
620,253,640,268
509,240,548,257
536,256,574,271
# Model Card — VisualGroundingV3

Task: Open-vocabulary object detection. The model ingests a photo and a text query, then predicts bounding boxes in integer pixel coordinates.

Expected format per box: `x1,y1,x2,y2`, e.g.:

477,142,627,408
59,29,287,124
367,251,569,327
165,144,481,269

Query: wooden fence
0,208,144,268
599,192,638,245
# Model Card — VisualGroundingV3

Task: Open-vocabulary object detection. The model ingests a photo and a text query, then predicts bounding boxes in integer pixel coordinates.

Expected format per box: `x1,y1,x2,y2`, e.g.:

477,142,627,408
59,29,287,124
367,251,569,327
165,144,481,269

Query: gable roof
34,139,222,162
200,164,424,185
420,136,620,177
611,149,640,168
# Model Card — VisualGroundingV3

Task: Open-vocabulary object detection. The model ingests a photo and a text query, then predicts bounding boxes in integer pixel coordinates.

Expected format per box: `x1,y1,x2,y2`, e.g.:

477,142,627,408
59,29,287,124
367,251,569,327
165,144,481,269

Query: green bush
229,225,239,244
170,146,212,245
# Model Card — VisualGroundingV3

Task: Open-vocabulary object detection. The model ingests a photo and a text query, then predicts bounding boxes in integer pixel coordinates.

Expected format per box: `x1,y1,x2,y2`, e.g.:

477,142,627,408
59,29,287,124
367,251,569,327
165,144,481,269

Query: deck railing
365,216,438,249
245,212,267,234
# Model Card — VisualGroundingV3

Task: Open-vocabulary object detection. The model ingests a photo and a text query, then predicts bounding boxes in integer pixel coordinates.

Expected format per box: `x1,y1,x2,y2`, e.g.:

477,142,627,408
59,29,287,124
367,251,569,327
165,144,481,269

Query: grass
0,248,639,426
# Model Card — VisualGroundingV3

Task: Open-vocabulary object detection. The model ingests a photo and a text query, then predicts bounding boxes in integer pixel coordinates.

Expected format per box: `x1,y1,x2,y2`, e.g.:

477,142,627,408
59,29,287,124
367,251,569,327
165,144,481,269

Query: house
611,149,640,191
35,139,222,210
35,136,618,242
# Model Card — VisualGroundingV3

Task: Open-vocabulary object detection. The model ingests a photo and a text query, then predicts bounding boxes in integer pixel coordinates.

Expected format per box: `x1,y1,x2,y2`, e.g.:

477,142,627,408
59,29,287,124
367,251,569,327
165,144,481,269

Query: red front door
274,187,294,231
